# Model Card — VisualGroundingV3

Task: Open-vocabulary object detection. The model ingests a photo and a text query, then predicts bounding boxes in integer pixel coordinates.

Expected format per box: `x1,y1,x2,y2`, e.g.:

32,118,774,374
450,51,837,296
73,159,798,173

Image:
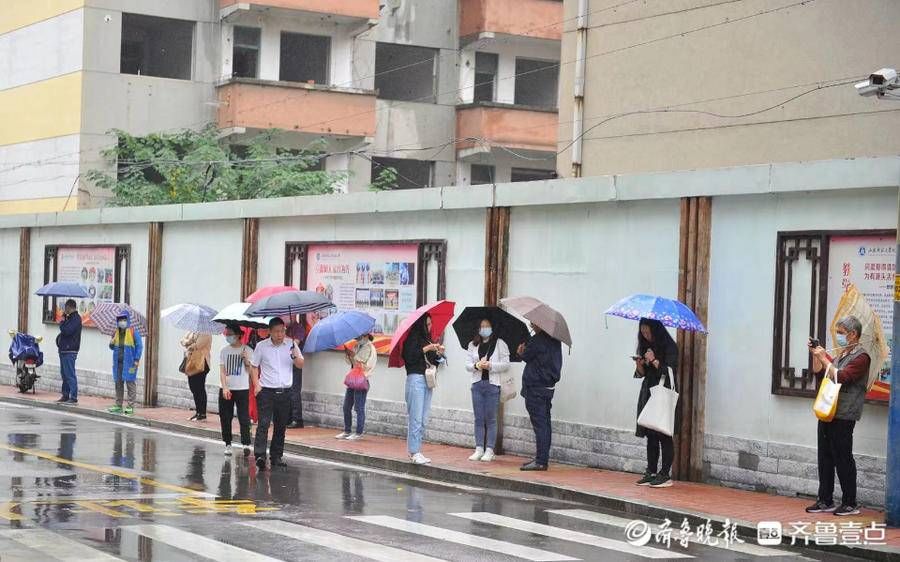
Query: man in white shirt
250,317,304,470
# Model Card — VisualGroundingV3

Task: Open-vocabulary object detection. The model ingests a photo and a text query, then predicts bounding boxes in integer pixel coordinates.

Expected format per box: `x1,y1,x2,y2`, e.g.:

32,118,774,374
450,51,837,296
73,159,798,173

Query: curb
3,395,896,561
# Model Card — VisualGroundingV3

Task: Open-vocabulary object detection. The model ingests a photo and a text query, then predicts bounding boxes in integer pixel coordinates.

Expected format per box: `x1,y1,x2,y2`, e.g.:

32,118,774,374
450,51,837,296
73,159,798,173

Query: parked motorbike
8,330,43,393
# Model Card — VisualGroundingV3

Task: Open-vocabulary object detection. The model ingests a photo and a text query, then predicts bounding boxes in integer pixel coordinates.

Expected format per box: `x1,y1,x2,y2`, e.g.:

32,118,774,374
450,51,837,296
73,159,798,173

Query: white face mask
479,327,493,339
225,335,238,345
836,333,849,347
117,320,128,329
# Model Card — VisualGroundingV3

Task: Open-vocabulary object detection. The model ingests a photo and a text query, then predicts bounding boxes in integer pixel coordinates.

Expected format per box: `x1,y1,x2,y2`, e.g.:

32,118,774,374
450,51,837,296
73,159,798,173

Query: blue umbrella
304,311,376,353
604,294,707,333
35,282,89,298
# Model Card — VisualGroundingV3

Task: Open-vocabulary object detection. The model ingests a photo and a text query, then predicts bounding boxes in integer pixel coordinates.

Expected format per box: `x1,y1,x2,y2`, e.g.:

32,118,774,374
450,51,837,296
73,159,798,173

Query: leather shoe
520,461,548,471
255,456,267,471
521,459,536,468
270,458,288,468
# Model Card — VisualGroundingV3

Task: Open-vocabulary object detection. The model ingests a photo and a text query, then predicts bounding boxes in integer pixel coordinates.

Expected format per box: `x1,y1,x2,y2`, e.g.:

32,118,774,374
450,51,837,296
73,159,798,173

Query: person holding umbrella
181,331,212,422
336,333,377,440
464,318,510,462
56,299,82,405
404,314,444,465
633,318,679,488
107,311,143,416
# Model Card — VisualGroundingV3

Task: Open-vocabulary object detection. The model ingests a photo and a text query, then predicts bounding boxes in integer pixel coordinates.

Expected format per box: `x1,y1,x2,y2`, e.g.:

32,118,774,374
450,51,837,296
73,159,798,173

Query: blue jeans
405,374,432,455
524,386,554,465
59,353,77,400
471,379,500,449
343,388,368,434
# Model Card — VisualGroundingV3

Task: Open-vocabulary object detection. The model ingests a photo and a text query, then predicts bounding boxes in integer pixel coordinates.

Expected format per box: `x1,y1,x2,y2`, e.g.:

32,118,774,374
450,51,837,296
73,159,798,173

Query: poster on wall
55,246,117,328
306,243,419,354
827,235,894,401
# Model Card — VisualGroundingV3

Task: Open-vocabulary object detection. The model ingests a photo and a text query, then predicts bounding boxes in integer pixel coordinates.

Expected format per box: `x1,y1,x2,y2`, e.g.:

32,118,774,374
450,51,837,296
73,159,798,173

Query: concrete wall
558,0,900,177
0,229,20,336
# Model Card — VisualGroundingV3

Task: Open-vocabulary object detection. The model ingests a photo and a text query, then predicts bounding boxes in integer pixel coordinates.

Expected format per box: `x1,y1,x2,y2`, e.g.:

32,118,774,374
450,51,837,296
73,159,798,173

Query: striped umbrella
161,303,222,334
92,303,149,336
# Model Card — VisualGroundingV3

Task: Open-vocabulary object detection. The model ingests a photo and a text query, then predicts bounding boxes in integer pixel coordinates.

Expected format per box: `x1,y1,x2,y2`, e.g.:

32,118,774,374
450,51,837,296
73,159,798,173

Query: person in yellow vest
107,311,143,416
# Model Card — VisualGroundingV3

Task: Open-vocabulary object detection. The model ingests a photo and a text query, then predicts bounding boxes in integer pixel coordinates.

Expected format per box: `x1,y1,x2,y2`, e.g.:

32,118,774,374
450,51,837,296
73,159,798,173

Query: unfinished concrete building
0,0,562,212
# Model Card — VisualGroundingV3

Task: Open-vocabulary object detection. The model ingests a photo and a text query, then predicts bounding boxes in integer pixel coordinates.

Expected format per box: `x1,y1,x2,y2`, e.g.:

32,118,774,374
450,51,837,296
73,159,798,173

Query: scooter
8,330,43,393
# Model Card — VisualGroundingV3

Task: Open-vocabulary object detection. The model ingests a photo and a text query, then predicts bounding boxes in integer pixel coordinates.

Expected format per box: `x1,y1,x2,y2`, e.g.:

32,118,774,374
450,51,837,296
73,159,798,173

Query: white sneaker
480,448,495,462
347,434,364,441
468,447,484,461
335,432,351,439
224,445,233,456
411,453,431,465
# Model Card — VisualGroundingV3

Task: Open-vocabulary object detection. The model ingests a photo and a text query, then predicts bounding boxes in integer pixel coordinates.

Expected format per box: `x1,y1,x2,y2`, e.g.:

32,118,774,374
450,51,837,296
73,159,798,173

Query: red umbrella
388,300,456,368
246,285,296,304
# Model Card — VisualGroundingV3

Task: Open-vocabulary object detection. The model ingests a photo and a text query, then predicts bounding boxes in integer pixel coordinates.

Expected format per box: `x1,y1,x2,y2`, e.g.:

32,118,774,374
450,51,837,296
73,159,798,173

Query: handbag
813,373,841,422
637,367,679,436
178,356,187,374
343,366,369,391
424,355,438,389
500,373,517,403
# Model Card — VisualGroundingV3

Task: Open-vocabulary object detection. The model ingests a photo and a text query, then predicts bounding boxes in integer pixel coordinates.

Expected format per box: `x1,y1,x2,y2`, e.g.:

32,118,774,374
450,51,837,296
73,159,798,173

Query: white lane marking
450,512,691,560
242,520,447,562
547,509,798,558
11,404,482,492
0,529,125,561
348,515,577,562
122,524,280,562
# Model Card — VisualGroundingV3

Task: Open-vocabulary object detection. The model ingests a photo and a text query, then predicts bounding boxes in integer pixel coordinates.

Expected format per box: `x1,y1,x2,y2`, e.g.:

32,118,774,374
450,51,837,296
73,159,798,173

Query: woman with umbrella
336,331,377,441
463,318,510,463
633,318,679,488
403,314,445,465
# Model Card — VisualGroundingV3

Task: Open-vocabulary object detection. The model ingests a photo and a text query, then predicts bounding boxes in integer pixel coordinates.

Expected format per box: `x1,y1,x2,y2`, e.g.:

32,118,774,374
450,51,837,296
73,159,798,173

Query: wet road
0,403,865,561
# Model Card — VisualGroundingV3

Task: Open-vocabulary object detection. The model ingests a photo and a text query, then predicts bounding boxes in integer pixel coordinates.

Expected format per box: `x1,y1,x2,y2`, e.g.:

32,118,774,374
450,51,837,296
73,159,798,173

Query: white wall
27,224,149,376
0,229,20,335
157,220,243,385
505,200,682,430
0,9,83,90
256,208,487,413
707,187,895,457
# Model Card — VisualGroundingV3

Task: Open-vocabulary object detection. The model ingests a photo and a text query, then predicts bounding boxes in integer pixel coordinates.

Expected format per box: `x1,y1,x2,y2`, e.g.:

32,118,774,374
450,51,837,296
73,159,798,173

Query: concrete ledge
2,394,894,562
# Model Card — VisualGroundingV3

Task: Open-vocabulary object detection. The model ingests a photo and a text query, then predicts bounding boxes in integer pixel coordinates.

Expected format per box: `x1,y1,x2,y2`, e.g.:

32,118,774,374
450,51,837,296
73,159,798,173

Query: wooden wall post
241,218,259,300
18,227,30,333
143,222,163,407
484,206,511,453
674,197,711,481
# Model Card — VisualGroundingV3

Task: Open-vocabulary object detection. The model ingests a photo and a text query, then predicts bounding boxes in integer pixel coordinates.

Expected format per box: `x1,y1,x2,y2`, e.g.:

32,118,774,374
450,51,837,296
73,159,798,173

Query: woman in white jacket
465,318,510,462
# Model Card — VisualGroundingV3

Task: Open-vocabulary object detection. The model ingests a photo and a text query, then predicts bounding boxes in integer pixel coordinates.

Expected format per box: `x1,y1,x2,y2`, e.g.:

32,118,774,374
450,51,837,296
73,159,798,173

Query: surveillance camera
869,68,898,86
855,79,881,97
104,14,112,23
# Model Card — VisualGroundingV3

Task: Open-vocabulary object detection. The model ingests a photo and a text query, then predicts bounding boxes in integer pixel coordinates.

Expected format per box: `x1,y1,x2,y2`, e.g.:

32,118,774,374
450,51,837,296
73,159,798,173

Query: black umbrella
245,290,335,317
451,306,530,362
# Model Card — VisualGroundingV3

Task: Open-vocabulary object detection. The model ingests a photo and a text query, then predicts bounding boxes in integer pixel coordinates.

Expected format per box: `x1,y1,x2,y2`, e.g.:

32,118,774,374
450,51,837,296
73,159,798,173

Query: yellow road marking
0,502,27,521
104,500,180,516
0,443,205,497
71,500,131,518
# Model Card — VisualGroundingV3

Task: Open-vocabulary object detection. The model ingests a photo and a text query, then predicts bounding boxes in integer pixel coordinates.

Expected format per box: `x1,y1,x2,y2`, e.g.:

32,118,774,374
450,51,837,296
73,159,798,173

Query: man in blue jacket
56,299,82,404
517,323,562,471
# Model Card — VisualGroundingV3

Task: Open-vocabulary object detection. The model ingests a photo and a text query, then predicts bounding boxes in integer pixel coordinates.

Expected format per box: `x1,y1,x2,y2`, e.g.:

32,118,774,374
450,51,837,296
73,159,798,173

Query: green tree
87,126,347,206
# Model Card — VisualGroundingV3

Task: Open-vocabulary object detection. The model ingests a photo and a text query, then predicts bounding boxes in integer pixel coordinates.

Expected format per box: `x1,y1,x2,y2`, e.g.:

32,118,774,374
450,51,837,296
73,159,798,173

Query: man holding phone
250,317,304,471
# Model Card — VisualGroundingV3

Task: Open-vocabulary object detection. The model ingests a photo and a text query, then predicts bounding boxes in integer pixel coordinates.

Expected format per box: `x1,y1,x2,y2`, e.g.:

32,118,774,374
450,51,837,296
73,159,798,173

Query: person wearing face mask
516,322,562,471
336,333,377,440
465,319,509,462
806,315,871,517
219,324,253,457
107,312,142,416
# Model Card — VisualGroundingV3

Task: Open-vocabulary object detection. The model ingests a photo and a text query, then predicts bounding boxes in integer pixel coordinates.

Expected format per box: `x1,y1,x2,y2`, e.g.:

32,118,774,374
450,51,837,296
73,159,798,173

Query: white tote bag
499,373,518,403
637,367,679,436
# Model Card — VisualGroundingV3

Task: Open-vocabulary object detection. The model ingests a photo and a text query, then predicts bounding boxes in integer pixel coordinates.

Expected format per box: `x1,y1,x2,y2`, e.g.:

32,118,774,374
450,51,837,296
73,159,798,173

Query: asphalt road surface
0,403,869,561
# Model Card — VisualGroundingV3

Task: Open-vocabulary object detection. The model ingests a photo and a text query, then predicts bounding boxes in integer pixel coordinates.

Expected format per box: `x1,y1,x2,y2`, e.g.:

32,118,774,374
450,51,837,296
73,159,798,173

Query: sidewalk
2,385,897,560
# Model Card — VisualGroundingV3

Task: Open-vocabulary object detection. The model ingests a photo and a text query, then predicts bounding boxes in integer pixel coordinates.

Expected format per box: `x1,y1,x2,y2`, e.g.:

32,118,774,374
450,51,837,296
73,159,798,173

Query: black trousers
188,373,207,416
219,389,251,446
524,386,554,466
290,367,303,423
254,388,291,460
646,429,674,476
817,418,857,506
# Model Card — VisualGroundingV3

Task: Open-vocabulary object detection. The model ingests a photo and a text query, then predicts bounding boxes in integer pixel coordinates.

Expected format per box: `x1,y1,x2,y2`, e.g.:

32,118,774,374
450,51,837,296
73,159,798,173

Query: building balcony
459,0,563,43
456,102,557,158
219,0,379,24
217,78,376,139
